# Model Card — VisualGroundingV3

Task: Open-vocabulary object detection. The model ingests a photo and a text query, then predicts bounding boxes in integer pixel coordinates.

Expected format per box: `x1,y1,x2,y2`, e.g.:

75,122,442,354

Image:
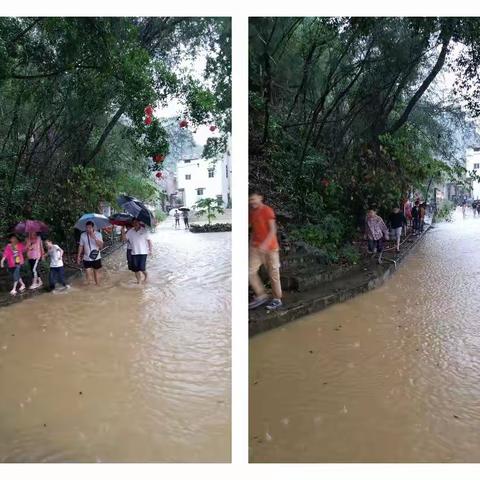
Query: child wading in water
44,239,68,291
25,232,44,289
365,208,389,264
1,234,27,295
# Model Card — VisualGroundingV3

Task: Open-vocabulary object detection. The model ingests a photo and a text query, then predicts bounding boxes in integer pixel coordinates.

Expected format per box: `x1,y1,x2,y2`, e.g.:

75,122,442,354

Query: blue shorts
130,254,147,272
8,266,22,282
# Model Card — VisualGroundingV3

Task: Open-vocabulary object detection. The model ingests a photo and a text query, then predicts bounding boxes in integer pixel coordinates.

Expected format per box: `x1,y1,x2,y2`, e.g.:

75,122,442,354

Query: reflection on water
250,209,480,462
0,223,231,462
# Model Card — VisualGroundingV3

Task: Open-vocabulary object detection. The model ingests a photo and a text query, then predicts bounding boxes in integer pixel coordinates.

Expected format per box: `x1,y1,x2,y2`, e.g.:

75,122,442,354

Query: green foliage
339,244,361,265
154,209,168,222
290,215,354,263
435,199,455,222
193,197,225,224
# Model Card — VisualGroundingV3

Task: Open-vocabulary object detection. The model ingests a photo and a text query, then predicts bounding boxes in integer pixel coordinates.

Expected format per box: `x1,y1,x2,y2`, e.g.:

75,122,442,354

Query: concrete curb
249,225,431,337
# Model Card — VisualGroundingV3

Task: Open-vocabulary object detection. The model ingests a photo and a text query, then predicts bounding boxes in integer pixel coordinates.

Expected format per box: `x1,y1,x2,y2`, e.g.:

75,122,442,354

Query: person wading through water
77,221,104,285
121,219,153,284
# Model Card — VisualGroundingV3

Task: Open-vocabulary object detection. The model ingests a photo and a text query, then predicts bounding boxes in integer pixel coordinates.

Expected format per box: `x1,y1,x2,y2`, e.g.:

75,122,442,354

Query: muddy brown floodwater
250,209,480,463
0,221,231,462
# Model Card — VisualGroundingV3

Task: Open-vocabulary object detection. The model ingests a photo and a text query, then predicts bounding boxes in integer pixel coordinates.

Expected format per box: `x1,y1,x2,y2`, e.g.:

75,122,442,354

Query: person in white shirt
44,239,68,290
77,221,104,285
121,219,153,284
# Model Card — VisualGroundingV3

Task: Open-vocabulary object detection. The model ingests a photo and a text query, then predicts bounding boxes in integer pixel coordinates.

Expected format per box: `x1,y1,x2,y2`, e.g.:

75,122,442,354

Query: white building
466,147,480,200
176,146,231,209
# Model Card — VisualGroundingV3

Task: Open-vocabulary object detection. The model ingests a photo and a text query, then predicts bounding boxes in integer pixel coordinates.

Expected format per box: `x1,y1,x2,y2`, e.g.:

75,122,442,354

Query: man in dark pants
182,210,190,230
122,219,153,284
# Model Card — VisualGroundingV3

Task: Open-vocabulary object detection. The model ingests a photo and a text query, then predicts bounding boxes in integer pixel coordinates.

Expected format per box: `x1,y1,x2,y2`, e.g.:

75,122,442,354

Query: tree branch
387,34,452,135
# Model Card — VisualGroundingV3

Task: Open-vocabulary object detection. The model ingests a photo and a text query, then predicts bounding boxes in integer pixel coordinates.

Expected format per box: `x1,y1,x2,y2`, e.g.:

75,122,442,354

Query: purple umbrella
14,220,49,234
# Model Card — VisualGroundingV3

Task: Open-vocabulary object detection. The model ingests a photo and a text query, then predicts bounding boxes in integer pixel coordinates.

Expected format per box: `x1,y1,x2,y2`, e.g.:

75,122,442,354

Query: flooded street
0,221,231,462
250,209,480,462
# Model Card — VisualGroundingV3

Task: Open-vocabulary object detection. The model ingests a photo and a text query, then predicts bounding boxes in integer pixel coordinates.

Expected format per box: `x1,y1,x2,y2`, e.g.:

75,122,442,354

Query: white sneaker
9,289,17,296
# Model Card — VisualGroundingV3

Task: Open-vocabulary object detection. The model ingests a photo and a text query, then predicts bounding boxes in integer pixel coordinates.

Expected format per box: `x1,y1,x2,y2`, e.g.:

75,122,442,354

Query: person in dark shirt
389,206,407,253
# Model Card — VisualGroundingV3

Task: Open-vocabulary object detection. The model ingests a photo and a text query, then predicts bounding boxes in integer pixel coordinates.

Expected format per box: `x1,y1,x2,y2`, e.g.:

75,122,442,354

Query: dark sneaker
249,296,269,310
266,299,283,311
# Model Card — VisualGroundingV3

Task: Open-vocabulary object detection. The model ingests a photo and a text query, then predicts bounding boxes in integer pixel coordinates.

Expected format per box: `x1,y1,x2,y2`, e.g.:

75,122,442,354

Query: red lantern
321,178,330,187
179,119,188,128
145,116,152,126
156,171,162,178
144,105,153,116
209,125,217,132
153,154,165,163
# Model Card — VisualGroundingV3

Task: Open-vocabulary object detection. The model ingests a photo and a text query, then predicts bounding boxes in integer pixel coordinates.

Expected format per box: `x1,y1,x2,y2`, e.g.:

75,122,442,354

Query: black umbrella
117,195,154,227
109,212,135,227
179,207,190,212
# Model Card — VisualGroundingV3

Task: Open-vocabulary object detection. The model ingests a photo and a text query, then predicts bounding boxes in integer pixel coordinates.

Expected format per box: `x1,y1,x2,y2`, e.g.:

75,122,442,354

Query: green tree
194,197,225,224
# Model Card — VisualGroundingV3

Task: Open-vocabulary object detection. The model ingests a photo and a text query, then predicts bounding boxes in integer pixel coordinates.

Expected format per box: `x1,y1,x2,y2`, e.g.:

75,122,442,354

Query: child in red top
1,234,27,296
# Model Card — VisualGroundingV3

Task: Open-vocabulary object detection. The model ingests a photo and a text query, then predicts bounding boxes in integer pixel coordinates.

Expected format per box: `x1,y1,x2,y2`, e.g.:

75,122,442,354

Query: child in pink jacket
1,234,26,295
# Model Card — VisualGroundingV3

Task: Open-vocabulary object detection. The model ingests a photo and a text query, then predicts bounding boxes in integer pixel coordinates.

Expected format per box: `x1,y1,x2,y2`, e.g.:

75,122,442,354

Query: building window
197,188,204,196
208,168,215,178
184,160,191,163
474,163,480,169
185,174,191,180
216,195,223,205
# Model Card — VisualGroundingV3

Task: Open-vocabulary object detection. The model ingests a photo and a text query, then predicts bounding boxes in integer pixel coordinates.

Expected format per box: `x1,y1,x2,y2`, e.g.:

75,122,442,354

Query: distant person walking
248,191,283,311
44,239,68,291
25,232,44,289
389,206,407,253
365,208,389,264
419,202,426,232
77,221,104,285
182,210,190,230
174,210,180,229
462,197,467,217
1,234,26,295
411,200,420,234
404,200,413,229
122,219,153,284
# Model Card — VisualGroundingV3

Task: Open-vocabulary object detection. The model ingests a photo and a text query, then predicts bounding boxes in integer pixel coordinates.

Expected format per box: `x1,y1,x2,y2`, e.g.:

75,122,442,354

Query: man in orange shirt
249,190,283,311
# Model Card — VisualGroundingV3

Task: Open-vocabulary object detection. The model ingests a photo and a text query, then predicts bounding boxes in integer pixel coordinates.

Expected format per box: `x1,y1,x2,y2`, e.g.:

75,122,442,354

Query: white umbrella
74,213,111,231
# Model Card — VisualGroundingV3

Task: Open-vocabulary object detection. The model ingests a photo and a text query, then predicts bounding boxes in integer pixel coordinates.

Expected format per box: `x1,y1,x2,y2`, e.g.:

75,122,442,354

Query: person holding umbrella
181,208,190,230
121,219,153,284
109,213,135,272
25,232,45,289
77,220,104,285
